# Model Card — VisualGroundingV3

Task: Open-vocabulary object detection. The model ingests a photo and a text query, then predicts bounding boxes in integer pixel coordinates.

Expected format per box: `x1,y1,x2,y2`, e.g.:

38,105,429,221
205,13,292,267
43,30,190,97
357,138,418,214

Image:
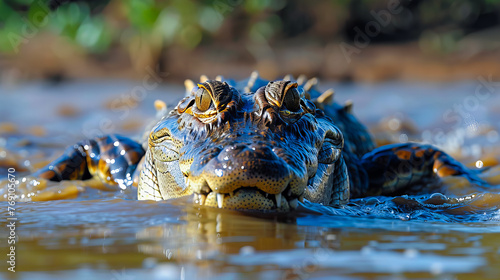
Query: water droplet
215,169,223,177
429,193,448,201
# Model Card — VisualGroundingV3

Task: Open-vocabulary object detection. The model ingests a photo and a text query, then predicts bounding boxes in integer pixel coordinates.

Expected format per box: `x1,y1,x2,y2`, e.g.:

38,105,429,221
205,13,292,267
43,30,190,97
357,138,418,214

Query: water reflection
134,206,490,278
4,196,500,279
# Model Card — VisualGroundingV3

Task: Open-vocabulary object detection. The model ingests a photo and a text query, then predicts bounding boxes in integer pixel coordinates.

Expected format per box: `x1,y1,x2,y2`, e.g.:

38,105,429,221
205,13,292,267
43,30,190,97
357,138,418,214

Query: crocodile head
138,79,349,211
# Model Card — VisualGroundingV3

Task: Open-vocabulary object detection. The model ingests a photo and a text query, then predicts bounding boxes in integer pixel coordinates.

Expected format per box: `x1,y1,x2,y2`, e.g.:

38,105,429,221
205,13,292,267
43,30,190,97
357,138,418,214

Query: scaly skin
139,79,348,211
36,135,145,188
35,73,487,211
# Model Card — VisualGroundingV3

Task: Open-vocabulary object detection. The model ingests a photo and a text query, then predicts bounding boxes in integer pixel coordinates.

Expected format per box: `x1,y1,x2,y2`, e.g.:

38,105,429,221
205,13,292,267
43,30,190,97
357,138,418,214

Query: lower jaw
193,188,300,212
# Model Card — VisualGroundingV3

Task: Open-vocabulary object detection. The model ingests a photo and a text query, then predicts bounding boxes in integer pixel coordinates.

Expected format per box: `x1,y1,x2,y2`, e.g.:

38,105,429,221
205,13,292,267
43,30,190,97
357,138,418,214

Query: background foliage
1,0,499,53
1,0,500,81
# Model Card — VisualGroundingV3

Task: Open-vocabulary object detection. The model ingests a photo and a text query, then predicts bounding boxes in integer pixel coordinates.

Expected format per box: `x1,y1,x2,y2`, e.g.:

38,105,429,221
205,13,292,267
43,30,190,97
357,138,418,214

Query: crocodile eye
195,87,212,112
283,87,300,111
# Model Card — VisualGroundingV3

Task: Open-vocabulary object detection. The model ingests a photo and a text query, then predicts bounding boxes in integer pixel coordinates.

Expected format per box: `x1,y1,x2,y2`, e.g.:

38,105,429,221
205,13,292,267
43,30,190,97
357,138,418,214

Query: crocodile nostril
216,144,280,162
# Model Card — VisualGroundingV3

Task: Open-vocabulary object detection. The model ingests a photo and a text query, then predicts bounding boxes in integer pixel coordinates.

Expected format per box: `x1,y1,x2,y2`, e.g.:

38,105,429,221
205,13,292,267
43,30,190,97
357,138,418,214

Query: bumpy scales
35,73,487,211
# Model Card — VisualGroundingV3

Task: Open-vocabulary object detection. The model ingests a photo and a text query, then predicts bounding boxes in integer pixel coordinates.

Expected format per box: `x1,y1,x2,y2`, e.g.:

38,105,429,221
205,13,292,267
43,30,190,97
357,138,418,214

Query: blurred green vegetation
0,0,499,59
0,0,293,54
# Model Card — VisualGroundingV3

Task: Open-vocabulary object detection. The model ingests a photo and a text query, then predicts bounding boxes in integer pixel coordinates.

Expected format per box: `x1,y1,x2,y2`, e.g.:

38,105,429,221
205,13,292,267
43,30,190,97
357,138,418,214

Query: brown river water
1,79,500,279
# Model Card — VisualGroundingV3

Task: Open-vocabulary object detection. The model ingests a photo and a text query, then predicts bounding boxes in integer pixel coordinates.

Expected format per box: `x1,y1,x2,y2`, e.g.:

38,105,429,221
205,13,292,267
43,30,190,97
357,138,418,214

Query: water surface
1,80,500,279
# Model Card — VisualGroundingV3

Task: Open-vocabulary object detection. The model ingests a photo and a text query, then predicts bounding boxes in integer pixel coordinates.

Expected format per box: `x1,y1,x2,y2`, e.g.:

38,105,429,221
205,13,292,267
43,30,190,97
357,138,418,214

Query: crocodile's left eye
283,85,300,111
264,81,305,119
195,87,212,112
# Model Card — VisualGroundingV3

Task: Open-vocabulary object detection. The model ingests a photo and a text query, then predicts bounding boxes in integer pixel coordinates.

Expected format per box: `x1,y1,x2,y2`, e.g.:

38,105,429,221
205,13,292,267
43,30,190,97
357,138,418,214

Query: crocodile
34,73,487,211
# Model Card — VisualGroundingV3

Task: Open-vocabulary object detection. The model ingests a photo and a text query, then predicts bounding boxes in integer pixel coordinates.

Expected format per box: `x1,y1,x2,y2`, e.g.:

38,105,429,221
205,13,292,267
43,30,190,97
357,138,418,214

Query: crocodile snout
186,141,306,210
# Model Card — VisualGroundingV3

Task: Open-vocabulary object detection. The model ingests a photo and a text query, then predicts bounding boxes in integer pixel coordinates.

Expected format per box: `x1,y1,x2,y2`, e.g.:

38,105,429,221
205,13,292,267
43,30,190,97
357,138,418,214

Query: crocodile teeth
289,198,298,209
216,193,224,208
199,194,207,206
275,193,282,208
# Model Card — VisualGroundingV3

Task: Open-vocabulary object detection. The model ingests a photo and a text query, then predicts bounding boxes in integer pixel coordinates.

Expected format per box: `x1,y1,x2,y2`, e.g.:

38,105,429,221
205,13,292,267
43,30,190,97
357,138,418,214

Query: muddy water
1,80,500,279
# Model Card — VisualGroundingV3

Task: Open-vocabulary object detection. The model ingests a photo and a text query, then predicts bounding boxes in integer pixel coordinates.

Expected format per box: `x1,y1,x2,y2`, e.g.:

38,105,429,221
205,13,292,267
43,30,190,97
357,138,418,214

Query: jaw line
191,186,305,211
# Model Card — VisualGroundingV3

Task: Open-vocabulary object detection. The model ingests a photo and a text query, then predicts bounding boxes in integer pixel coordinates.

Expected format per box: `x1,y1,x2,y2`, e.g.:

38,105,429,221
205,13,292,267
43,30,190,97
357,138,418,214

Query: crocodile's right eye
195,87,212,112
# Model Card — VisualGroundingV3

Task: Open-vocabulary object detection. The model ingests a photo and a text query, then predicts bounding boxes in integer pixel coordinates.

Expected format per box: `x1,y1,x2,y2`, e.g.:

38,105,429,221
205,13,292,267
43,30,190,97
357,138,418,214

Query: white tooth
199,194,207,206
289,198,298,209
217,193,224,208
275,193,282,208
